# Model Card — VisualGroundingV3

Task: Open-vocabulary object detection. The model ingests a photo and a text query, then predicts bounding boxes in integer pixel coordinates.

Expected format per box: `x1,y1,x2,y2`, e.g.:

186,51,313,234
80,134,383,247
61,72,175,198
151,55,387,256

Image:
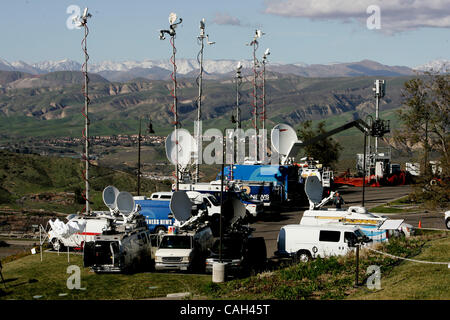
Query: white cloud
264,0,450,33
212,13,246,27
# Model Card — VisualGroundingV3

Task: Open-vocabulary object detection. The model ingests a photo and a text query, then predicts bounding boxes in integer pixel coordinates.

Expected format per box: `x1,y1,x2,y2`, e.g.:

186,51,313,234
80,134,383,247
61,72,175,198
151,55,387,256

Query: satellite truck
83,186,154,273
154,191,267,274
133,191,223,234
299,176,413,242
217,124,334,209
47,210,126,251
154,191,215,272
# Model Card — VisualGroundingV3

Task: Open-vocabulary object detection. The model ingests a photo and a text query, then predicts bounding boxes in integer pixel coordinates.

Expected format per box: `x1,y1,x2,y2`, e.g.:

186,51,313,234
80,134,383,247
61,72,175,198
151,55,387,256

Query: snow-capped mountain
32,59,82,73
413,59,449,72
0,57,422,81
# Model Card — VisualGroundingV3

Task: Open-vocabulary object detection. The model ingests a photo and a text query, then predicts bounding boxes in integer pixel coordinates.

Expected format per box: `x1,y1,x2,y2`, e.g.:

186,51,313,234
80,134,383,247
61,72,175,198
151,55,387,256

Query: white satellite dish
170,191,192,222
305,176,324,205
169,12,177,25
165,129,197,168
103,186,119,210
116,191,135,216
271,123,298,157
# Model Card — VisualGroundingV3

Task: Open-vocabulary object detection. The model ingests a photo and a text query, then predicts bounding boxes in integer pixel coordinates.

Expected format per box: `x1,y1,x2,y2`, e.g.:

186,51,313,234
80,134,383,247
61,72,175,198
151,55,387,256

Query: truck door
318,230,342,257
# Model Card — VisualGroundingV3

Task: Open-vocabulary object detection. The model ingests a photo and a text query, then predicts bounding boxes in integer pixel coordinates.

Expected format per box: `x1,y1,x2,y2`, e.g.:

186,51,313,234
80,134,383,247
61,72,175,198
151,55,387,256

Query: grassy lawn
1,233,448,300
348,234,450,299
198,232,449,300
0,253,211,300
370,196,421,214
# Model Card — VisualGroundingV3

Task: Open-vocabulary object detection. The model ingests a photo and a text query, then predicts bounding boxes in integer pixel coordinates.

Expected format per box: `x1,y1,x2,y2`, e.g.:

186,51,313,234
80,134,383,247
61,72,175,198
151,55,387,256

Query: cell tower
74,8,92,215
372,79,385,153
160,13,182,190
194,18,215,183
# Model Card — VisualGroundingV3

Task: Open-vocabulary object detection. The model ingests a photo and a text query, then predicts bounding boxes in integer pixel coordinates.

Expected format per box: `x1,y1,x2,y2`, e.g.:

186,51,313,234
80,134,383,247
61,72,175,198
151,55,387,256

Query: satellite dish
230,198,246,225
170,191,192,222
169,12,177,25
165,129,197,168
116,191,135,216
103,186,119,210
305,176,324,205
271,123,298,157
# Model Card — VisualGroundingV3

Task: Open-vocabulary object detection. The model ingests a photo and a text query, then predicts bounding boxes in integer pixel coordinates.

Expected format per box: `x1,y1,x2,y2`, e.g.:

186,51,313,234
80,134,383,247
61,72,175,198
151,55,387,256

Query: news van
275,224,370,262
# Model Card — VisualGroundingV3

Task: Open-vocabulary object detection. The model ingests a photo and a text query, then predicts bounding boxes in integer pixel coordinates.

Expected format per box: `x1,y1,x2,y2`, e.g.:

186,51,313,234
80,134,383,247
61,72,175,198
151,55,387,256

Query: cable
366,247,450,266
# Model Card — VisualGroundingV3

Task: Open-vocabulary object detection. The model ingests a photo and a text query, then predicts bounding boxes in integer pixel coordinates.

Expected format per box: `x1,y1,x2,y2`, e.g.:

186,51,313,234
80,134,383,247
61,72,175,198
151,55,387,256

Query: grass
1,232,448,300
370,196,421,214
199,232,449,300
0,252,211,300
349,234,450,299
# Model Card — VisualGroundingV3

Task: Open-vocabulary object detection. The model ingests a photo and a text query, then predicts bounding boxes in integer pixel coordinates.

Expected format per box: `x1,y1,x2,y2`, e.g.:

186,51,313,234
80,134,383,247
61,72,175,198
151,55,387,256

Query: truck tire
51,238,64,251
296,250,311,263
446,219,450,230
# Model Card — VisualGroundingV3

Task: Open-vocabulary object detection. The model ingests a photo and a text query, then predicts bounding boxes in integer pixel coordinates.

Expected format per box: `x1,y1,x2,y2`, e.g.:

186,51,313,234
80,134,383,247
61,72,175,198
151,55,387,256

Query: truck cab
154,227,214,272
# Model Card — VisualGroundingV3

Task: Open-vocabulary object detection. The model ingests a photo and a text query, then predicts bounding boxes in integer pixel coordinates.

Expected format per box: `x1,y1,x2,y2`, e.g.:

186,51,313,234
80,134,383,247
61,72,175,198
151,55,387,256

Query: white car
445,211,450,230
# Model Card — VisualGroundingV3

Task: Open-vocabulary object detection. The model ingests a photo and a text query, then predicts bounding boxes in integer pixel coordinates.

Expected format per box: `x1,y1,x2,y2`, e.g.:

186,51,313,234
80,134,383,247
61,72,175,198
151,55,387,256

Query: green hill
0,150,171,212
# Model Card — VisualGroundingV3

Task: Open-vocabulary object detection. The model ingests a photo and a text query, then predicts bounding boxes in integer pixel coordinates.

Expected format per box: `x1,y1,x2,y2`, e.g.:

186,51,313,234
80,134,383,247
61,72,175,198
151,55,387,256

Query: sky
1,0,449,67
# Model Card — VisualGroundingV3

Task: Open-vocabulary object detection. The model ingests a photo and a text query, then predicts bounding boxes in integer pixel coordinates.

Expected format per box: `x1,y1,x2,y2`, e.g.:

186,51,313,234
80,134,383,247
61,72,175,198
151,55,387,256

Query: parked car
275,224,370,262
205,235,267,275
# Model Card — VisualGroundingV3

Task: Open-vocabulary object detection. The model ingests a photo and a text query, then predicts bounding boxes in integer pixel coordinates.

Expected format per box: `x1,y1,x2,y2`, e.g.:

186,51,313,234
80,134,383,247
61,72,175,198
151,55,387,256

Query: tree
395,70,449,207
297,120,342,168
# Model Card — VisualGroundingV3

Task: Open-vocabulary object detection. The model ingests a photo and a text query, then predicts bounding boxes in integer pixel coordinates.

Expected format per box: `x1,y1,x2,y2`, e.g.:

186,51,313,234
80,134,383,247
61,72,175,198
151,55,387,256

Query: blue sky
1,0,449,67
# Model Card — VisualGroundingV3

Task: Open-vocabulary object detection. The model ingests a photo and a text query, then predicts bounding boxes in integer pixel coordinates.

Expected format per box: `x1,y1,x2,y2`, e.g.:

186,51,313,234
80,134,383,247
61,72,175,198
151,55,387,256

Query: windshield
159,236,192,249
208,195,219,207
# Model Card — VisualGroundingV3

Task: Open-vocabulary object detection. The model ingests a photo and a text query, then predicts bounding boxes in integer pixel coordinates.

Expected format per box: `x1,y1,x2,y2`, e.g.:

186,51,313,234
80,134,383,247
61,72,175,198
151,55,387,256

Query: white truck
177,182,264,217
300,206,411,242
48,213,112,251
445,211,450,230
154,226,214,272
275,224,370,262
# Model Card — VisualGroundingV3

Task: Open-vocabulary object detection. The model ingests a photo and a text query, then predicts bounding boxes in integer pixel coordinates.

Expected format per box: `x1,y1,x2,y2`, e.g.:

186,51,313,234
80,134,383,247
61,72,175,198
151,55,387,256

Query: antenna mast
75,8,92,215
194,19,214,183
160,13,182,190
247,30,264,162
261,48,270,162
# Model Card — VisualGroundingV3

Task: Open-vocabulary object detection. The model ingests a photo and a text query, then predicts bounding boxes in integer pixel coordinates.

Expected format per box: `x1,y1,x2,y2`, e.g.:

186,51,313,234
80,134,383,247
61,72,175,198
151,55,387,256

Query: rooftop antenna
247,29,265,161
160,13,182,190
74,8,92,215
194,18,215,183
261,48,270,162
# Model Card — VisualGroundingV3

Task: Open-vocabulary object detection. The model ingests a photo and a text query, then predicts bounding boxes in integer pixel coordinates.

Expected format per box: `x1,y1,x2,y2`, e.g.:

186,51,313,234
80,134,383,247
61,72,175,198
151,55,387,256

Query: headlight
155,256,162,262
182,256,190,262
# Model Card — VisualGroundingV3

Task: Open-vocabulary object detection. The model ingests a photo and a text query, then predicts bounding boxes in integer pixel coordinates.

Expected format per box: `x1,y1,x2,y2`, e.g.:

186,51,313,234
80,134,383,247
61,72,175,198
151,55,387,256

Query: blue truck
134,198,174,234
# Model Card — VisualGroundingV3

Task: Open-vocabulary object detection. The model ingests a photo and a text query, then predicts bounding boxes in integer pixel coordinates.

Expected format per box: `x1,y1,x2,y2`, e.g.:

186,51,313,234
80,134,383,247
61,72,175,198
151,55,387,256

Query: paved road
251,185,448,259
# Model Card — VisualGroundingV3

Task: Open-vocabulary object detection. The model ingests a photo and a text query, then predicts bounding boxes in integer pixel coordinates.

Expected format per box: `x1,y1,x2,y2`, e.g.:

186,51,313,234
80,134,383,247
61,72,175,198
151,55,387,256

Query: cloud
264,0,450,33
212,13,246,27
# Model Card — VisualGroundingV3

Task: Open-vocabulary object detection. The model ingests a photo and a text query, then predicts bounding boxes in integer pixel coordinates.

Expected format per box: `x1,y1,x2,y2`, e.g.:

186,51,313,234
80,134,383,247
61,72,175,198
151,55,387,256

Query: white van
275,224,369,262
149,192,173,201
445,211,450,229
149,191,222,216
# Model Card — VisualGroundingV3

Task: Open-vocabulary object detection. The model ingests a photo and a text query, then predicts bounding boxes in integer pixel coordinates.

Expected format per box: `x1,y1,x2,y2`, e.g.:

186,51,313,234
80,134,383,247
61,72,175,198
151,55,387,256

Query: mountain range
1,57,447,82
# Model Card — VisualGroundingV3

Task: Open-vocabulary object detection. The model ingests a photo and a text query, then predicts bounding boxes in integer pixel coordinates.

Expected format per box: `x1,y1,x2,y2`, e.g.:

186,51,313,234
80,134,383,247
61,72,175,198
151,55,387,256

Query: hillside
0,71,416,139
0,150,171,212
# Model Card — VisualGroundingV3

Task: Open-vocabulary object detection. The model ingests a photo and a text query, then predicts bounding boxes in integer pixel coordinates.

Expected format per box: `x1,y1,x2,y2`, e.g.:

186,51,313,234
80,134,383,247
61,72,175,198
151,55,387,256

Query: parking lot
252,185,447,258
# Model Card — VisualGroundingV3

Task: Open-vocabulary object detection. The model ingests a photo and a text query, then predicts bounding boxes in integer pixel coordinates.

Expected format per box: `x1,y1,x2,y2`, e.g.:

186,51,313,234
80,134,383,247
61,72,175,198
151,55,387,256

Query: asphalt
251,185,448,259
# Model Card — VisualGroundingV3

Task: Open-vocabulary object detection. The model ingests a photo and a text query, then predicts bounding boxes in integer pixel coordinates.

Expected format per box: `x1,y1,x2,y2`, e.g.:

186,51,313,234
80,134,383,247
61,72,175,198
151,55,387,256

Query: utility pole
137,117,142,196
